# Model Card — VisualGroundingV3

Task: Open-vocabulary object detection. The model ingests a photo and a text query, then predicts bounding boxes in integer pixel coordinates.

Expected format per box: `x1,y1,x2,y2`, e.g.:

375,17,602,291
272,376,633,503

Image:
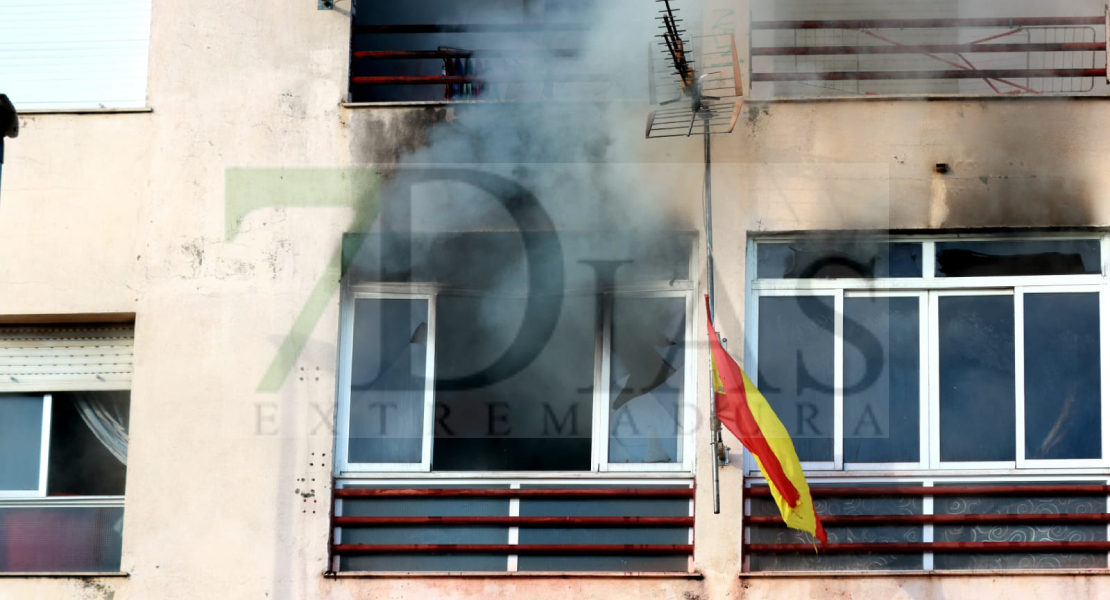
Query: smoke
344,1,707,466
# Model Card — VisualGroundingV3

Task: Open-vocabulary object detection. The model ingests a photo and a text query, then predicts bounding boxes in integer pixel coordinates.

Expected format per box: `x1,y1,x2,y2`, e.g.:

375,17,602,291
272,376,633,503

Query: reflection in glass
757,241,922,279
938,296,1015,462
936,240,1100,277
348,298,429,464
843,297,920,463
1024,293,1102,460
0,395,45,492
758,296,834,461
608,297,685,464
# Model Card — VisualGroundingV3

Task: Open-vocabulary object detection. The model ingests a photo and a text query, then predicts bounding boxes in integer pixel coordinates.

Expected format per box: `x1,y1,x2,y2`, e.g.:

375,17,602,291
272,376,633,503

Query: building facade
2,0,1110,599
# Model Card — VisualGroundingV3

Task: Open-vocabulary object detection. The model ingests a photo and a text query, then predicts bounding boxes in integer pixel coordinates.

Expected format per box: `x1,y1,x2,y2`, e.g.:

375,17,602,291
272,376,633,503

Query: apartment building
1,1,1110,599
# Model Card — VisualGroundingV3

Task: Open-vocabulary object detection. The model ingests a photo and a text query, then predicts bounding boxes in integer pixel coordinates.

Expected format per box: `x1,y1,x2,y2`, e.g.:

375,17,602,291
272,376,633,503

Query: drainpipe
0,95,18,206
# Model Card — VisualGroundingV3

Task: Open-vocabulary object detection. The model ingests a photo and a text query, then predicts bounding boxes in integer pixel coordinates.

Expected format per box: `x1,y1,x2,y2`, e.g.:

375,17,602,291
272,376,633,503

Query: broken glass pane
433,295,595,471
348,298,429,464
938,295,1015,462
843,296,920,463
758,296,835,462
936,240,1100,277
757,241,922,279
608,296,685,465
0,395,45,492
1023,293,1102,460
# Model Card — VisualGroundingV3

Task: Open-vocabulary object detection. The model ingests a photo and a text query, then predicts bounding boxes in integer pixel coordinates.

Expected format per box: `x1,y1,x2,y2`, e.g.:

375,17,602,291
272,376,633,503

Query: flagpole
703,121,726,516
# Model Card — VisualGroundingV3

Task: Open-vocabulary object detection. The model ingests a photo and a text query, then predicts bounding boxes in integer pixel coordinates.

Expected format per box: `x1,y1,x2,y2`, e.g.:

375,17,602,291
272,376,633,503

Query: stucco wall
1,1,1110,599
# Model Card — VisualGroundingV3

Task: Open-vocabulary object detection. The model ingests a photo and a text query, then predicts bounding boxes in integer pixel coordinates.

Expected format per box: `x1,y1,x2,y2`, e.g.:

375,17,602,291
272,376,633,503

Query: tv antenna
644,0,744,515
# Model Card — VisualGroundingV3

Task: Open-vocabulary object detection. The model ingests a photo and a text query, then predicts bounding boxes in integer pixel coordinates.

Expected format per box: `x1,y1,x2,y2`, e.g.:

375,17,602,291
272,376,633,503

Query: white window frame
335,286,438,473
599,289,697,473
335,281,698,477
0,393,53,499
746,233,1110,477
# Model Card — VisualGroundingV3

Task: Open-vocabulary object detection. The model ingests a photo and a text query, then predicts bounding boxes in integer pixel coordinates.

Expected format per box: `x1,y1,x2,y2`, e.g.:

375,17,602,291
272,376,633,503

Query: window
749,0,1110,99
0,324,132,573
0,1,152,110
347,0,646,103
743,234,1110,572
337,233,697,474
332,232,696,573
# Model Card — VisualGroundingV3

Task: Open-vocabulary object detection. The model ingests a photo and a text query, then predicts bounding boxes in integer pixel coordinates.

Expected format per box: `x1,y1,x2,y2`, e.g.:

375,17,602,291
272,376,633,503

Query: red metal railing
746,541,1110,554
350,19,598,93
334,543,694,555
746,484,1110,497
331,486,696,563
750,13,1109,92
752,17,1106,30
743,483,1110,568
334,487,695,499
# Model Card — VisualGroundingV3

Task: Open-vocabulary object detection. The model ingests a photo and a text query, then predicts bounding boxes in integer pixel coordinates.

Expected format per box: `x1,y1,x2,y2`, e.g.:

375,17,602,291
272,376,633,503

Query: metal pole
703,121,724,515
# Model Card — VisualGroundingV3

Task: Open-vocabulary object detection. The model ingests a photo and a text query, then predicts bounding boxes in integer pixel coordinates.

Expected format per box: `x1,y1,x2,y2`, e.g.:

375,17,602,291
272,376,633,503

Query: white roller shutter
0,0,152,110
0,324,134,391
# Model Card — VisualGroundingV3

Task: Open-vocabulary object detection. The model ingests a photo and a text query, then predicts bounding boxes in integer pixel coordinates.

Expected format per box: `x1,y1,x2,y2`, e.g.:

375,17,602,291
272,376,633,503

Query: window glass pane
934,488,1107,570
938,295,1015,462
338,484,510,572
433,295,595,471
609,296,685,465
758,296,834,462
47,392,129,496
748,486,924,572
0,506,124,572
517,485,690,572
348,298,429,464
0,395,44,491
1024,293,1102,460
757,242,922,279
936,240,1100,277
844,297,920,463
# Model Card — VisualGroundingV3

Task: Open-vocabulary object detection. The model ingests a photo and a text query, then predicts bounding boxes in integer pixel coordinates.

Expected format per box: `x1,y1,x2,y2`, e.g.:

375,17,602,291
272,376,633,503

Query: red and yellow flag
706,296,827,544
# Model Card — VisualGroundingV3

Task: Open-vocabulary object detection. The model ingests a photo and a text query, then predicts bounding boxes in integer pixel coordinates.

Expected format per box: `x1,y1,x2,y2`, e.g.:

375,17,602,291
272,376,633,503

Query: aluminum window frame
335,281,698,478
600,288,698,473
746,233,1110,477
0,393,52,499
335,287,438,474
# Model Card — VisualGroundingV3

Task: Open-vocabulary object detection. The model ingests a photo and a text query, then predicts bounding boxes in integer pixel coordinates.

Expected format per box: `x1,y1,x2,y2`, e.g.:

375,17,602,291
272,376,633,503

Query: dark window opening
757,241,923,279
936,240,1101,277
349,0,641,103
433,295,596,471
47,392,130,497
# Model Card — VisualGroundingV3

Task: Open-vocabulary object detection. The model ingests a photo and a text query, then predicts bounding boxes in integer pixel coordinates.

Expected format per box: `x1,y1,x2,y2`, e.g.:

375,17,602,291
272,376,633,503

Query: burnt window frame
334,282,698,477
746,233,1110,476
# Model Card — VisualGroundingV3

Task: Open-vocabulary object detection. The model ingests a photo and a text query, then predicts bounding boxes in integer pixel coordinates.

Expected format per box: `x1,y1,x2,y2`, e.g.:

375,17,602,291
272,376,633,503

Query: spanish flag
706,296,827,544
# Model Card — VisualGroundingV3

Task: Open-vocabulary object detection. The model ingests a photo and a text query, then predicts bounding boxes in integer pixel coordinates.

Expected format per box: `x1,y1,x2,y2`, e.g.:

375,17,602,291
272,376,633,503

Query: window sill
18,108,152,115
340,100,640,109
740,569,1109,578
0,572,128,578
329,571,703,579
336,472,695,480
746,94,1110,104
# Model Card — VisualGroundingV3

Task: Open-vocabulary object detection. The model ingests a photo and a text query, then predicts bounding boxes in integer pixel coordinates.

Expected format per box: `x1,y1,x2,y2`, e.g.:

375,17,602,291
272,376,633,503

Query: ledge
18,108,152,115
340,100,640,109
741,569,1110,578
0,573,128,578
329,571,704,579
744,93,1110,104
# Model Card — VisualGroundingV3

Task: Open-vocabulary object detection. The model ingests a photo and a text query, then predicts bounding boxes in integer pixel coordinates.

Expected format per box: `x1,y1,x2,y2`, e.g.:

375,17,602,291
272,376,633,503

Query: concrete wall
1,1,1110,599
